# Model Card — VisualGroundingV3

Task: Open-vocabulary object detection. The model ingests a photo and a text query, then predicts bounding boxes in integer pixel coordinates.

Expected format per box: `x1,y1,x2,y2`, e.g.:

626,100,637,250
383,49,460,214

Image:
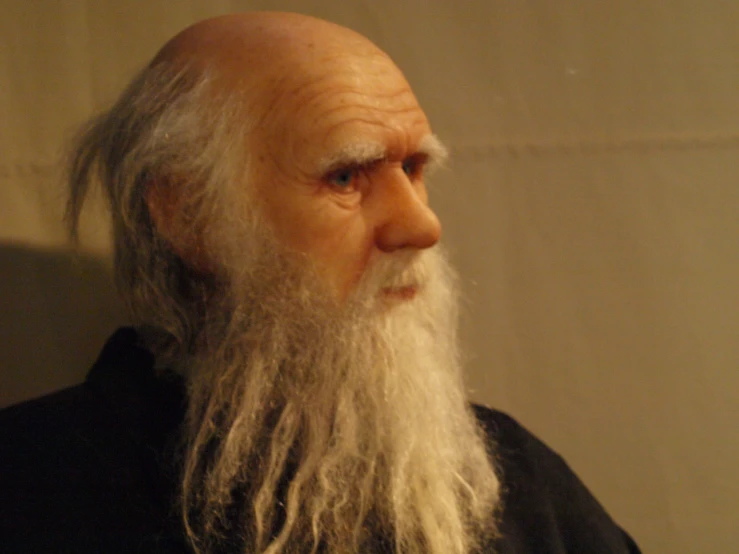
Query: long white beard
180,231,499,554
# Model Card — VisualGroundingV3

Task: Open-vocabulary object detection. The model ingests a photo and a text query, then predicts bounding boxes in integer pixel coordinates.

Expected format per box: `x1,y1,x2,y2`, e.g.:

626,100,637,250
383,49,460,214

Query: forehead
259,52,431,165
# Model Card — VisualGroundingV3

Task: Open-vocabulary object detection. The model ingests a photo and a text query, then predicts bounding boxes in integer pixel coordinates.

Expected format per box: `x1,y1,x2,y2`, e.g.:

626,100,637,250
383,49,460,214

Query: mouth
380,285,418,300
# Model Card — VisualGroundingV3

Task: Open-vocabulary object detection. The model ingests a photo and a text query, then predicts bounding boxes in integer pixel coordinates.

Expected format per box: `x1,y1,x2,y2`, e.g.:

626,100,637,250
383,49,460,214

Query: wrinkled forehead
251,50,432,168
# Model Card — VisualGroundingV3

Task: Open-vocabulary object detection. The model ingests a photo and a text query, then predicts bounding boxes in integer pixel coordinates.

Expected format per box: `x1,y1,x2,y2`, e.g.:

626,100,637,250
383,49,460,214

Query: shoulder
471,404,641,554
471,404,538,454
471,404,571,488
0,329,187,553
0,384,115,484
0,328,161,477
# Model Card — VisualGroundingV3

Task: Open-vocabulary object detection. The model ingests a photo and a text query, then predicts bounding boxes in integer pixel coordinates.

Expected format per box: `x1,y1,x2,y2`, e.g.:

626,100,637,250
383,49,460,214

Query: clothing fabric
0,328,641,553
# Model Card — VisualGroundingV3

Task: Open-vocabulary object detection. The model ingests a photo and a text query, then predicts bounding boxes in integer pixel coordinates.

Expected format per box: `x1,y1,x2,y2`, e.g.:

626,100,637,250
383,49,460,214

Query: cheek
274,201,357,249
290,206,376,292
252,161,376,292
312,212,373,276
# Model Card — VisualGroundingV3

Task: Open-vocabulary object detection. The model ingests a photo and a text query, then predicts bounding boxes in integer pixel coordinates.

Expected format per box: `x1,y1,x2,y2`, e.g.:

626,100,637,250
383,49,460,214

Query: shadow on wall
0,243,128,409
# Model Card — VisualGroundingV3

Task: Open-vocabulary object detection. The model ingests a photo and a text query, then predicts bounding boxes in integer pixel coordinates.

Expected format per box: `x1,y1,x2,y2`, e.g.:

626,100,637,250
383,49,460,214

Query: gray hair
65,62,248,360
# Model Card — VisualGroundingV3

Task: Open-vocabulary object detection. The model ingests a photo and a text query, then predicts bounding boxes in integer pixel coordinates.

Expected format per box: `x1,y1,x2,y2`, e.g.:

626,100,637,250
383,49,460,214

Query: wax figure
0,12,641,554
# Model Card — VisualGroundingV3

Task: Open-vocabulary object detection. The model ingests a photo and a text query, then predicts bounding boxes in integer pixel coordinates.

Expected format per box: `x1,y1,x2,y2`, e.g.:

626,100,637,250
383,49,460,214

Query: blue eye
329,168,357,188
402,158,416,177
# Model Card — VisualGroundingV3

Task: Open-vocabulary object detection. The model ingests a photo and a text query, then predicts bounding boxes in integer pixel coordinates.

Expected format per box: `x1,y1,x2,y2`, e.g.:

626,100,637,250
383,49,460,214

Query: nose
372,167,442,253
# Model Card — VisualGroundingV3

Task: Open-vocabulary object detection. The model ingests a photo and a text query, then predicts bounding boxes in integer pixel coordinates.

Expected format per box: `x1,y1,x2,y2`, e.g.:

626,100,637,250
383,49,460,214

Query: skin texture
148,12,442,298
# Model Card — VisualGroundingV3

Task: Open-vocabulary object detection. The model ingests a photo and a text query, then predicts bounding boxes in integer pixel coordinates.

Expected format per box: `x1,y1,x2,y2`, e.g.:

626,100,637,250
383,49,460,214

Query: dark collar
85,327,189,545
86,327,187,450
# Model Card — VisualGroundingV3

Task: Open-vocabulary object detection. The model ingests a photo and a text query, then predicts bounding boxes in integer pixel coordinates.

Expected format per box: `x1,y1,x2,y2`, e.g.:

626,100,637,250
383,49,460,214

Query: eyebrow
317,133,449,175
417,134,449,173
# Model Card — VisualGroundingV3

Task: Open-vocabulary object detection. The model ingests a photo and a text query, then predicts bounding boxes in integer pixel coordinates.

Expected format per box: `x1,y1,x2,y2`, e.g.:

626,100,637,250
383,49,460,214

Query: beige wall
2,1,737,552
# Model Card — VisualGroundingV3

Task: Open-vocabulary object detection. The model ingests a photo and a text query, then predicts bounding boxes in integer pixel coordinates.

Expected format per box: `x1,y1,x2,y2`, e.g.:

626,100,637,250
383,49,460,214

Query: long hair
64,61,247,362
65,60,500,554
178,236,500,554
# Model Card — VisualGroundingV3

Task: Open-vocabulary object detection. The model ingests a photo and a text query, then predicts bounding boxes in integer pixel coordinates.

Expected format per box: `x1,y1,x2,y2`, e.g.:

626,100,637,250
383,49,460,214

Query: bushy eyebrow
317,141,387,175
417,134,449,174
317,133,449,175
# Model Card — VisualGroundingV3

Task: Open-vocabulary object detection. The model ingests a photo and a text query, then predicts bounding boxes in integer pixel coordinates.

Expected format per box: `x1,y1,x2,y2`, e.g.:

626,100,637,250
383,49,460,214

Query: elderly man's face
245,49,443,300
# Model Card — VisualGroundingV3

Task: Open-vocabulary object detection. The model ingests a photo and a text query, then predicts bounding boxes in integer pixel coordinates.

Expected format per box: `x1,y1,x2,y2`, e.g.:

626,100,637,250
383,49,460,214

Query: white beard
180,226,500,554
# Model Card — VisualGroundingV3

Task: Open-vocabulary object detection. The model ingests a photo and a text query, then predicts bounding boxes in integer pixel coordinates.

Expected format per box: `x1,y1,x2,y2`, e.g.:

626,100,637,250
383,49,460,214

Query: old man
0,12,640,554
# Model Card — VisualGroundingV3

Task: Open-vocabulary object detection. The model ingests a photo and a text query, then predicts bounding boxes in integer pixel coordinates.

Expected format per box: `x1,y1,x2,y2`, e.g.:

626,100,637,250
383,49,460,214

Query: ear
145,180,213,273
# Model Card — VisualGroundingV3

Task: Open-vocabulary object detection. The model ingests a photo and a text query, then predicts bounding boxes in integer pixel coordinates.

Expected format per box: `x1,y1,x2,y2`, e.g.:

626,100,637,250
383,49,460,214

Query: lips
380,285,418,300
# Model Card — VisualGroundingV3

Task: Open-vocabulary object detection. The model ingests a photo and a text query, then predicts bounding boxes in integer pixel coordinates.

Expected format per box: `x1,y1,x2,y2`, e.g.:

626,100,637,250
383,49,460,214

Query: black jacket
0,328,641,553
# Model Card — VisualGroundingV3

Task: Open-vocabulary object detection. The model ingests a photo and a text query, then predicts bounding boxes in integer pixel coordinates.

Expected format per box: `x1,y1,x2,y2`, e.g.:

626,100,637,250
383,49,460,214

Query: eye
327,167,359,190
401,156,424,179
401,159,414,176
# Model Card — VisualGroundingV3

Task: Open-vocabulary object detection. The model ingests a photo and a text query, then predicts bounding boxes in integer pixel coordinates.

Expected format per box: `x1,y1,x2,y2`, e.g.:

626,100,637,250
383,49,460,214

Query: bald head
145,11,442,298
153,12,389,99
66,14,497,554
159,12,379,56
